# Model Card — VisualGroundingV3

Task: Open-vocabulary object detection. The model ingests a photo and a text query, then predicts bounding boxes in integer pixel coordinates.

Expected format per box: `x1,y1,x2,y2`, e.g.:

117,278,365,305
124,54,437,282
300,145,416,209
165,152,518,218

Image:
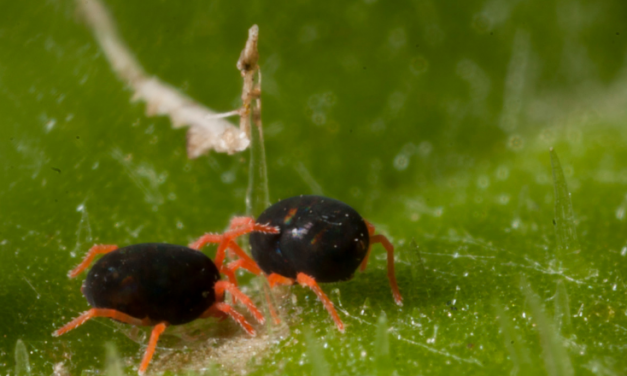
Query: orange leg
189,231,231,269
266,273,295,288
209,302,256,336
68,244,119,278
221,242,284,327
220,266,238,287
219,268,239,305
221,246,262,304
296,273,344,333
225,241,262,274
359,247,372,272
225,270,283,325
215,281,264,324
215,218,278,268
226,257,262,277
189,216,278,270
228,216,256,228
188,233,223,251
199,304,228,320
370,234,403,306
259,273,296,325
53,308,147,337
263,284,281,325
138,323,167,375
359,221,376,272
359,221,403,306
365,220,376,235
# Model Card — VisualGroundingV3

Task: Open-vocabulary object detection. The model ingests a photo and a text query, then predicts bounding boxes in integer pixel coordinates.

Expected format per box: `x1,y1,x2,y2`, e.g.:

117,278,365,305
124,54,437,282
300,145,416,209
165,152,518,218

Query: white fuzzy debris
77,0,250,157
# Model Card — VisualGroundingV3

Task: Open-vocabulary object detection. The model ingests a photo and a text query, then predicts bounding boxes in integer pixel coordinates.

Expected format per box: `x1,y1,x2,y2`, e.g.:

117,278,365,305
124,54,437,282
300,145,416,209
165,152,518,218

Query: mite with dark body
54,243,264,375
250,195,369,283
191,195,402,332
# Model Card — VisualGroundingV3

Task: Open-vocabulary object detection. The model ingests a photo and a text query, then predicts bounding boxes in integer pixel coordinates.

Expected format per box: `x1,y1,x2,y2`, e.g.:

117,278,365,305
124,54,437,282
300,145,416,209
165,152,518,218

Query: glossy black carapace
54,243,264,375
191,195,402,332
250,195,369,283
84,243,219,325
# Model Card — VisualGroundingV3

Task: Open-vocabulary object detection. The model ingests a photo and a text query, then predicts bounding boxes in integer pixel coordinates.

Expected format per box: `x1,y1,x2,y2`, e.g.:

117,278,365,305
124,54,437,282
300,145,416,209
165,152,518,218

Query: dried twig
234,26,270,216
77,0,252,158
236,24,261,138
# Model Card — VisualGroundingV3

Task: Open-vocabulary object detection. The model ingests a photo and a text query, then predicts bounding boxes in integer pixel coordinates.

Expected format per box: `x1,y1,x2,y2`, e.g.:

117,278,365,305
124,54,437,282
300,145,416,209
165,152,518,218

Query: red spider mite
191,195,402,332
53,242,267,375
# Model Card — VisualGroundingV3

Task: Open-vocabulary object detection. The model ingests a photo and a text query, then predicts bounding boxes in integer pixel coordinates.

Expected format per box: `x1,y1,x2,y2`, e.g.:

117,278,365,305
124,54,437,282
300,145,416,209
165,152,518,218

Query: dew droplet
394,155,409,171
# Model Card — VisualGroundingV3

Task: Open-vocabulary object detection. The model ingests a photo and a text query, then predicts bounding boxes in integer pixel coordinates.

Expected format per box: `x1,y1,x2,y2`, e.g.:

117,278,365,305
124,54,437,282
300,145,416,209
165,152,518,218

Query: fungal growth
78,0,265,158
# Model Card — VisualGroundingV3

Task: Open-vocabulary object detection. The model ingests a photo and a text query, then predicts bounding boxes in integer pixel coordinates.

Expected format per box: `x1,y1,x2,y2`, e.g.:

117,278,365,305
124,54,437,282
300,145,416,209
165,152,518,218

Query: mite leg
359,221,376,272
68,244,118,278
53,308,146,337
188,232,238,270
220,266,238,287
225,257,262,277
218,262,239,304
266,273,294,287
225,241,262,275
215,281,265,324
208,302,256,336
200,305,228,321
138,323,167,375
296,273,345,333
218,240,263,289
222,240,265,305
263,283,281,325
359,247,372,272
223,250,282,325
223,271,285,325
189,216,278,270
215,218,278,268
188,233,223,252
227,216,257,228
258,273,294,325
224,216,280,238
220,246,262,304
369,233,403,306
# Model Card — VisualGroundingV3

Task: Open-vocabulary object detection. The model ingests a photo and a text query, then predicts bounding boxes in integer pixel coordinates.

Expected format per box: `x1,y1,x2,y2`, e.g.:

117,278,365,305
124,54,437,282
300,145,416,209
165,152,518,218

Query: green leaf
305,329,330,376
520,278,573,376
2,0,627,375
14,340,31,376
